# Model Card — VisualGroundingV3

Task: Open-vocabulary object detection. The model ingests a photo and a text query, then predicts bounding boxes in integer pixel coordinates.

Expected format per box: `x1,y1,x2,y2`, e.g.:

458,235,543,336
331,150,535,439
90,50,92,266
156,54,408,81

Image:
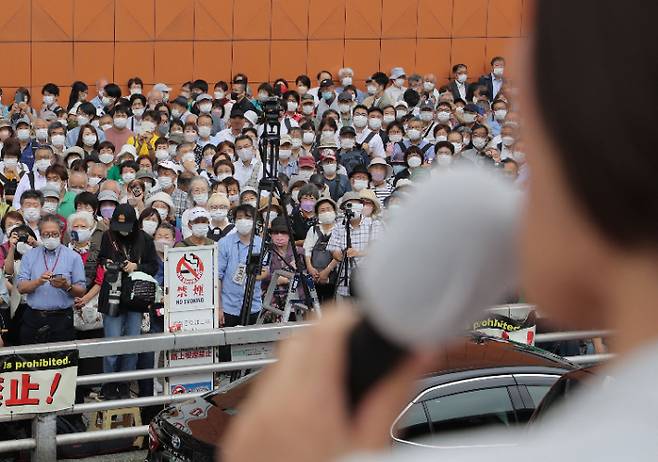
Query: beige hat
368,157,393,178
359,188,382,216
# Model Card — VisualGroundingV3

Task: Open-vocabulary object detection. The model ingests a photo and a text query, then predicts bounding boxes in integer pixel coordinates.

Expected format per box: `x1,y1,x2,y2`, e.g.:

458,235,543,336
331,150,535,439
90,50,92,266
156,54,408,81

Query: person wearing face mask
315,79,339,122
127,112,159,158
15,213,86,345
432,140,457,171
215,107,247,145
180,176,210,238
153,161,187,222
0,139,28,205
239,187,259,212
97,204,158,399
126,94,147,135
336,91,354,128
260,216,303,306
12,146,54,209
384,67,408,103
41,182,67,227
461,123,493,165
419,73,440,107
350,105,383,159
359,188,383,223
232,135,263,189
290,183,319,246
456,103,483,130
448,63,471,101
417,100,438,142
276,134,299,178
348,165,372,195
478,55,506,100
393,146,426,186
303,198,339,302
206,193,234,242
368,158,394,204
14,119,36,171
217,204,268,329
75,124,100,156
320,147,350,202
66,102,106,148
390,117,435,163
363,72,394,110
0,211,26,271
175,207,214,248
327,192,383,297
495,122,519,160
488,99,508,137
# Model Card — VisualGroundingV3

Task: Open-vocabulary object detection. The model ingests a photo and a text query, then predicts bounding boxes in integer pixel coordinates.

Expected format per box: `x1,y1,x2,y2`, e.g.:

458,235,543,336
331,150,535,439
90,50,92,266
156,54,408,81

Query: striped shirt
372,181,394,204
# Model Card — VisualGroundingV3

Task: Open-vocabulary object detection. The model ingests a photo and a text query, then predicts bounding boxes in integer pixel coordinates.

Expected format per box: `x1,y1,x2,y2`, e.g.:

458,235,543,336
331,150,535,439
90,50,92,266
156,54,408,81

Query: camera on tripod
343,202,356,221
262,96,282,125
104,259,126,317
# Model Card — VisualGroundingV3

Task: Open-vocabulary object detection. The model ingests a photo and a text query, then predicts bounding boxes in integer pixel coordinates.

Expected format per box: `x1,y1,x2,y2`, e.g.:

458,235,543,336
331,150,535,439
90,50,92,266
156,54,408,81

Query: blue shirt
218,233,263,316
21,143,35,171
65,125,106,148
17,244,86,311
155,256,165,287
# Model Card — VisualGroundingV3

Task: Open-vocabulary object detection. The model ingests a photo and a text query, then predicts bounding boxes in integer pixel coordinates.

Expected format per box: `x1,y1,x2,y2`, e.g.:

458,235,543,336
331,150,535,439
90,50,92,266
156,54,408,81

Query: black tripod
238,98,321,327
333,206,355,297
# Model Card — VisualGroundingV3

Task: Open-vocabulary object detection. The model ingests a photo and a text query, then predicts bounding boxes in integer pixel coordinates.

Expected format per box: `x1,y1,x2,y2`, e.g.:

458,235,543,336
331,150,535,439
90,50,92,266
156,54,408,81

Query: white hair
338,67,354,78
67,211,95,230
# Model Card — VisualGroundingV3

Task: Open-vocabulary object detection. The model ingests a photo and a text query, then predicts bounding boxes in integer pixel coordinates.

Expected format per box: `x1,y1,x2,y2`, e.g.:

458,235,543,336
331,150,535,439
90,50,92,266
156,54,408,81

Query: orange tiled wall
0,0,531,105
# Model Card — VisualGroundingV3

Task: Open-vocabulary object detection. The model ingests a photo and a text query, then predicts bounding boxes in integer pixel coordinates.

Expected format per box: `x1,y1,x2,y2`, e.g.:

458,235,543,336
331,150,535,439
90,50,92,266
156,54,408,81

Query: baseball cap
172,96,188,107
464,103,484,116
420,100,434,111
188,207,210,222
339,126,356,137
157,160,182,174
195,93,212,103
109,204,137,233
320,150,337,162
279,134,293,146
233,75,248,85
301,94,315,102
154,83,172,92
0,119,11,130
119,144,137,158
320,79,333,88
63,146,85,157
337,91,353,102
298,156,316,169
41,186,60,200
97,190,119,204
390,67,406,79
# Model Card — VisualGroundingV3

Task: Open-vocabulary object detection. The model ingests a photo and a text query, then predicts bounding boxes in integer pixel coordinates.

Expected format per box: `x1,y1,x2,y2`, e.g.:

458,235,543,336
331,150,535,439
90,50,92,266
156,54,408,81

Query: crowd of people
0,57,526,399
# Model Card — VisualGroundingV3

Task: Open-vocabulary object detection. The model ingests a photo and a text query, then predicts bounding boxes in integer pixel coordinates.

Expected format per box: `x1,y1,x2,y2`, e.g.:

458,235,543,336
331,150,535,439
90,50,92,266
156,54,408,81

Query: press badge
233,263,247,285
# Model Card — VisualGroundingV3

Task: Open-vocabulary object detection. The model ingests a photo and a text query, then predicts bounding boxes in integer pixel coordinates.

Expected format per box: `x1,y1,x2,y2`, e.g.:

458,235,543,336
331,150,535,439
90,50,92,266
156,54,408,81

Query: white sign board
164,245,218,394
0,350,78,415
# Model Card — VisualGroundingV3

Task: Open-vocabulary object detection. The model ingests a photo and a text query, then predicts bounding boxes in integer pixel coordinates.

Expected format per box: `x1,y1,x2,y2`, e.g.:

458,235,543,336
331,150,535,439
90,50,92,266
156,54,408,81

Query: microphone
348,167,522,409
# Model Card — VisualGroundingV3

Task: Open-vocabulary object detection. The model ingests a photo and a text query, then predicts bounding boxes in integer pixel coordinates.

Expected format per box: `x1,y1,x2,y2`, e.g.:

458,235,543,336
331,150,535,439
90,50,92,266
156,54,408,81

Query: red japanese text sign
0,350,78,415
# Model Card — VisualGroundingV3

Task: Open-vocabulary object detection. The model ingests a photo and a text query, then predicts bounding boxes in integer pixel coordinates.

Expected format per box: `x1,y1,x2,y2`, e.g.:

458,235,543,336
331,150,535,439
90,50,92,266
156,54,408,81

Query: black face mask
230,92,239,101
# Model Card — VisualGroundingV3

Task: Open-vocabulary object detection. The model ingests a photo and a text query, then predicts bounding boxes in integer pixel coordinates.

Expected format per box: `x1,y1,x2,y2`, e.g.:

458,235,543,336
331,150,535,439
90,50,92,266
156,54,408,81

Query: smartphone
15,92,25,104
70,230,79,242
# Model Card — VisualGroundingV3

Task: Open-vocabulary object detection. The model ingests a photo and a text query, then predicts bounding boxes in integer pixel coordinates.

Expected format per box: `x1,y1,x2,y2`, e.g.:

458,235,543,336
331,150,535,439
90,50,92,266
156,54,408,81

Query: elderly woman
144,191,181,242
206,193,234,241
180,176,210,239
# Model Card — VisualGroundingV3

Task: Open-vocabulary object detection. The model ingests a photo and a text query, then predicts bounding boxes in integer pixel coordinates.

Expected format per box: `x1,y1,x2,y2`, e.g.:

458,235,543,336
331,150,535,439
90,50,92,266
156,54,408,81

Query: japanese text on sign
0,350,78,415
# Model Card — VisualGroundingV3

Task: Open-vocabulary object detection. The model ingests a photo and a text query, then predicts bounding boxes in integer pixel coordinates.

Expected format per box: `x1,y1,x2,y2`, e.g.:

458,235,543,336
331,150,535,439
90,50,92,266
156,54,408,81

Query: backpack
339,149,368,176
0,171,20,197
311,226,336,283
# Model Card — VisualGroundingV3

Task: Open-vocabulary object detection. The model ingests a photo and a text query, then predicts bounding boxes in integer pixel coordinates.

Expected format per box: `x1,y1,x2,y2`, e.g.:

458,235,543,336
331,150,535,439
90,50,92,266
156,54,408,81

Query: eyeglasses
41,233,60,239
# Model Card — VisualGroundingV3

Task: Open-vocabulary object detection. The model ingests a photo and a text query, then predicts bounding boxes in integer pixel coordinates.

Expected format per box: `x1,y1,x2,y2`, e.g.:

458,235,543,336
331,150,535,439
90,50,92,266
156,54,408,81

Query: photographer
97,204,158,400
327,192,383,297
16,214,86,345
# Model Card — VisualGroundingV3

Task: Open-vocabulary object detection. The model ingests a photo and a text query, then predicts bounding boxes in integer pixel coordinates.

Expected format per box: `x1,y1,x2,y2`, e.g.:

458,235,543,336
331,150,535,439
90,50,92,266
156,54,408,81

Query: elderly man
336,68,366,103
147,89,163,110
90,77,109,113
16,214,86,344
420,73,441,107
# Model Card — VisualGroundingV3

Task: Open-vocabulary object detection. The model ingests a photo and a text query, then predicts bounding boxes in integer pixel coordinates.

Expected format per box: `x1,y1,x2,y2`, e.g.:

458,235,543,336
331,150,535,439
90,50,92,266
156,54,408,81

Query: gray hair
67,211,95,231
38,214,63,232
338,67,353,78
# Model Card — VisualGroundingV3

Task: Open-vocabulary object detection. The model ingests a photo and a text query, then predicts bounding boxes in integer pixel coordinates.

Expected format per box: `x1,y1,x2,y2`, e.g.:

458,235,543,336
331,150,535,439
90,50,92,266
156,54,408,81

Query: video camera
261,96,282,125
104,259,126,317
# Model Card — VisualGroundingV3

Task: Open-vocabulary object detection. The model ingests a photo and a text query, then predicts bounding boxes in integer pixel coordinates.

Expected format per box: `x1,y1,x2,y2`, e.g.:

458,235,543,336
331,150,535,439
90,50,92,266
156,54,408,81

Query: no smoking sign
176,253,205,284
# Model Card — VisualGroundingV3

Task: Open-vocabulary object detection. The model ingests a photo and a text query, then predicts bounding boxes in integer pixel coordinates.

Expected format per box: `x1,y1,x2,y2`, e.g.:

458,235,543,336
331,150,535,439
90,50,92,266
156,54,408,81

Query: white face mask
383,114,395,124
462,113,477,124
493,67,504,77
214,90,225,100
339,103,351,114
17,129,30,141
191,223,210,237
407,156,422,168
420,112,433,122
158,176,173,189
457,73,468,83
35,128,48,140
435,135,447,143
472,136,487,149
43,95,55,105
142,220,158,236
122,172,136,183
155,239,173,253
323,163,337,175
184,132,198,143
394,78,405,88
353,115,367,128
436,153,453,167
88,176,102,186
198,126,212,138
494,109,508,121
291,138,302,149
318,211,336,225
23,207,41,222
16,242,33,255
155,149,169,161
73,228,92,243
396,109,407,120
502,136,516,147
302,132,315,144
77,115,91,126
279,149,291,160
368,118,382,130
366,85,377,95
132,107,144,118
407,129,421,141
42,237,60,251
154,207,169,220
113,117,128,129
286,101,298,112
452,142,462,154
352,179,368,191
210,209,228,221
235,218,253,235
423,81,435,92
389,133,402,143
215,172,231,182
35,159,51,173
436,111,451,123
237,148,254,162
341,137,356,150
193,193,208,205
42,202,58,214
347,202,363,218
199,103,212,113
302,104,314,115
46,181,61,191
171,108,182,118
99,153,114,164
83,134,97,146
51,134,65,146
4,157,18,168
341,76,353,87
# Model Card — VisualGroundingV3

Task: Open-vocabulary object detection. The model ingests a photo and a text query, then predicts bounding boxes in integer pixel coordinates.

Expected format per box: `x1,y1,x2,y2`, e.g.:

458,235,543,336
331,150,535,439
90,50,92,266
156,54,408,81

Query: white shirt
214,128,239,144
355,128,385,158
344,341,658,462
456,81,467,100
385,85,407,103
12,169,47,209
233,158,263,189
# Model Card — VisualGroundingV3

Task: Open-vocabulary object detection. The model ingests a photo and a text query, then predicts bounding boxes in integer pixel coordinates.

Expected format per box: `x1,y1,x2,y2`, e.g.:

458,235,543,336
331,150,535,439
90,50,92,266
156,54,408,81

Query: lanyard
43,247,61,273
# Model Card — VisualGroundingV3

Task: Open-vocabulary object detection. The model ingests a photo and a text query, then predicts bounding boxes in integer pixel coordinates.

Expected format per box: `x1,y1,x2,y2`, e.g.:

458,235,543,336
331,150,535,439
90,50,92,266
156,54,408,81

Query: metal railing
0,306,614,460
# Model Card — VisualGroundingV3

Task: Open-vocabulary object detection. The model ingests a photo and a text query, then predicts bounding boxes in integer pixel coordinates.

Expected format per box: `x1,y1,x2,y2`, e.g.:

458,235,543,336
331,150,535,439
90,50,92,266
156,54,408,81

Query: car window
424,387,516,435
526,385,552,406
392,402,430,442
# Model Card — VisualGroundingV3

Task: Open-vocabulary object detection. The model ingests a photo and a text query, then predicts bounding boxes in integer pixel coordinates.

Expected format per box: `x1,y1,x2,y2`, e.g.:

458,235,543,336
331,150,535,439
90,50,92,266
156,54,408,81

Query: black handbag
119,276,156,312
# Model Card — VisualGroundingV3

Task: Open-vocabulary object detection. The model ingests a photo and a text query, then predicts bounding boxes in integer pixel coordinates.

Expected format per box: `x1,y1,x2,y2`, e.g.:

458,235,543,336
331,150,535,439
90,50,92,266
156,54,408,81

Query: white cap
188,207,210,222
390,67,406,79
157,160,181,174
243,110,258,126
120,144,137,158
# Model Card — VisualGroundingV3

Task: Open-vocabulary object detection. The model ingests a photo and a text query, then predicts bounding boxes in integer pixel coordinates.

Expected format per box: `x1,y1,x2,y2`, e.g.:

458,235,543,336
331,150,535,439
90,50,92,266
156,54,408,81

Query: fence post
32,413,57,461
